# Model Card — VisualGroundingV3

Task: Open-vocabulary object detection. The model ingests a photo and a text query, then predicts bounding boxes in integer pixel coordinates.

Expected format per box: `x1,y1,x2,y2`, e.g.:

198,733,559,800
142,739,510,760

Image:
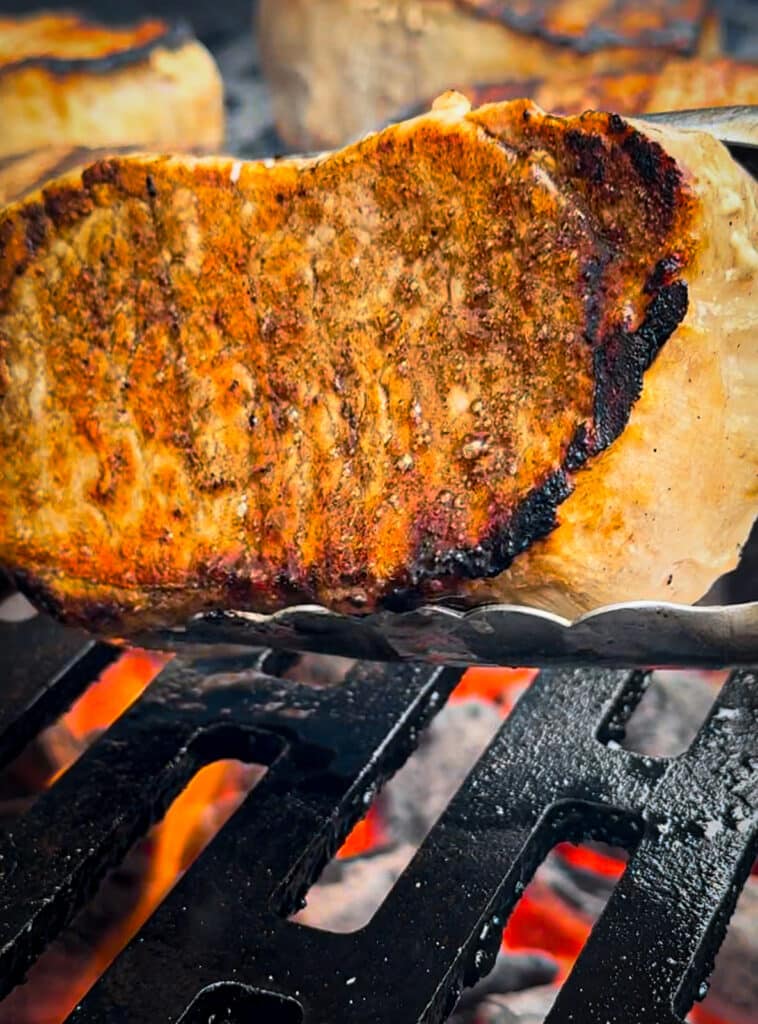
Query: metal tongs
641,104,758,177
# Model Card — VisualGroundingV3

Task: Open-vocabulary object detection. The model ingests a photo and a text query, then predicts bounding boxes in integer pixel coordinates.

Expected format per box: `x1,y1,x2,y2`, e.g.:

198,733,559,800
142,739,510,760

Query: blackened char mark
382,470,573,612
564,422,592,472
452,0,708,55
0,203,50,306
43,186,94,229
594,280,688,449
23,204,47,254
0,19,192,79
386,274,688,611
621,132,682,227
566,130,607,184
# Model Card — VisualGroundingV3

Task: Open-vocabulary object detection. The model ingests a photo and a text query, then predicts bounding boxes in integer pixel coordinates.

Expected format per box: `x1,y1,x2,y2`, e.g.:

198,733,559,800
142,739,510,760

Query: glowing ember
555,842,625,881
336,667,536,859
503,874,592,980
450,666,538,713
0,650,257,1024
691,1007,741,1024
0,758,256,1024
62,650,170,742
139,759,257,909
338,804,387,859
45,649,170,787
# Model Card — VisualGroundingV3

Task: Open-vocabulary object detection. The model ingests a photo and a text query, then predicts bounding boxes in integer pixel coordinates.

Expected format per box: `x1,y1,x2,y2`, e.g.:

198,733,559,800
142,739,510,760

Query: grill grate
0,611,755,1024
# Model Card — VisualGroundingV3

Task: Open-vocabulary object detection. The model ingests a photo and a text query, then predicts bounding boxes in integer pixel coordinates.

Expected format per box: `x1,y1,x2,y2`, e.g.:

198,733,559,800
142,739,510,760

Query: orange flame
451,666,538,713
503,880,591,978
555,841,625,881
336,667,537,859
0,650,257,1024
70,759,250,1016
44,649,170,787
62,649,170,741
338,804,387,859
691,1007,738,1024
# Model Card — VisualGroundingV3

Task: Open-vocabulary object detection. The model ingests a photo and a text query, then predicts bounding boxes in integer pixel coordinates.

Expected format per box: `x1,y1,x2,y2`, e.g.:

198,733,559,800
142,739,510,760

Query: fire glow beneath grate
0,756,262,1024
0,649,169,802
0,611,754,1024
0,645,263,1023
299,669,536,933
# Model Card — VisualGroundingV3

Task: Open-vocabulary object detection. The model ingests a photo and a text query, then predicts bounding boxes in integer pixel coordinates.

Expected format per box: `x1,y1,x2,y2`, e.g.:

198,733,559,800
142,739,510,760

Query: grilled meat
0,12,223,158
401,58,758,122
0,148,143,208
0,95,755,631
258,0,722,150
0,144,211,209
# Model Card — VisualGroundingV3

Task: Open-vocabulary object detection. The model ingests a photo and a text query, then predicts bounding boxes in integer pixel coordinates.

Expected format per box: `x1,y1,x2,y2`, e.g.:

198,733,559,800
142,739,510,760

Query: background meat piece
257,0,722,149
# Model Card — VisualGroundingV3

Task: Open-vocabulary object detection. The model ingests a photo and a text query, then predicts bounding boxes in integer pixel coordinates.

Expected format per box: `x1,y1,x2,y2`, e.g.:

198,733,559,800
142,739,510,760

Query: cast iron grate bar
0,616,118,768
0,613,755,1024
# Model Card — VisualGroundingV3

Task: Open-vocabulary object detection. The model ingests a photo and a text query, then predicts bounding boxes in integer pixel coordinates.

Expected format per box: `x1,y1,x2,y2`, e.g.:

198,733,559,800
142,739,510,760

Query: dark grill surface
0,612,755,1023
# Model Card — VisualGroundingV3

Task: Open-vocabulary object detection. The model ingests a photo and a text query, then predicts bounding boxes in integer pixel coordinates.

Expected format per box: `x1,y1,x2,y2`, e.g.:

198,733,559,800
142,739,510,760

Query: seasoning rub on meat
0,95,755,632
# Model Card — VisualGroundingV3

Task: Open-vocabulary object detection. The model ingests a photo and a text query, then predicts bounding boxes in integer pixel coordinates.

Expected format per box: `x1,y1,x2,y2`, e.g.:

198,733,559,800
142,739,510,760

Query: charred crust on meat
395,275,690,593
622,130,679,202
454,0,708,55
0,103,703,627
593,280,688,447
565,131,607,184
645,253,686,294
413,470,571,585
380,470,575,610
564,423,592,472
11,568,70,624
23,203,47,255
81,160,120,188
581,254,610,345
390,110,695,595
43,186,94,228
621,131,683,229
0,18,193,79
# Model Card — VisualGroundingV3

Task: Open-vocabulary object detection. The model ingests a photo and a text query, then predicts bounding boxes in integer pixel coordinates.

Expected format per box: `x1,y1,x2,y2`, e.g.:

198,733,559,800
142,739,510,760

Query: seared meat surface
0,96,755,631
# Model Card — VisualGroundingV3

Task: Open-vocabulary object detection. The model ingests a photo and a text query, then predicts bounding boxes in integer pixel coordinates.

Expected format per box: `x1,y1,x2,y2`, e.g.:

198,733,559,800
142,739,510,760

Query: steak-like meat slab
401,58,758,123
0,96,755,631
0,11,223,157
258,0,722,150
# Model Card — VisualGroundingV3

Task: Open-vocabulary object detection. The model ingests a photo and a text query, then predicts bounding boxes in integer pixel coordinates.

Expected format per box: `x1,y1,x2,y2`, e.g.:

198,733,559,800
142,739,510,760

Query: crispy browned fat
0,96,756,632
